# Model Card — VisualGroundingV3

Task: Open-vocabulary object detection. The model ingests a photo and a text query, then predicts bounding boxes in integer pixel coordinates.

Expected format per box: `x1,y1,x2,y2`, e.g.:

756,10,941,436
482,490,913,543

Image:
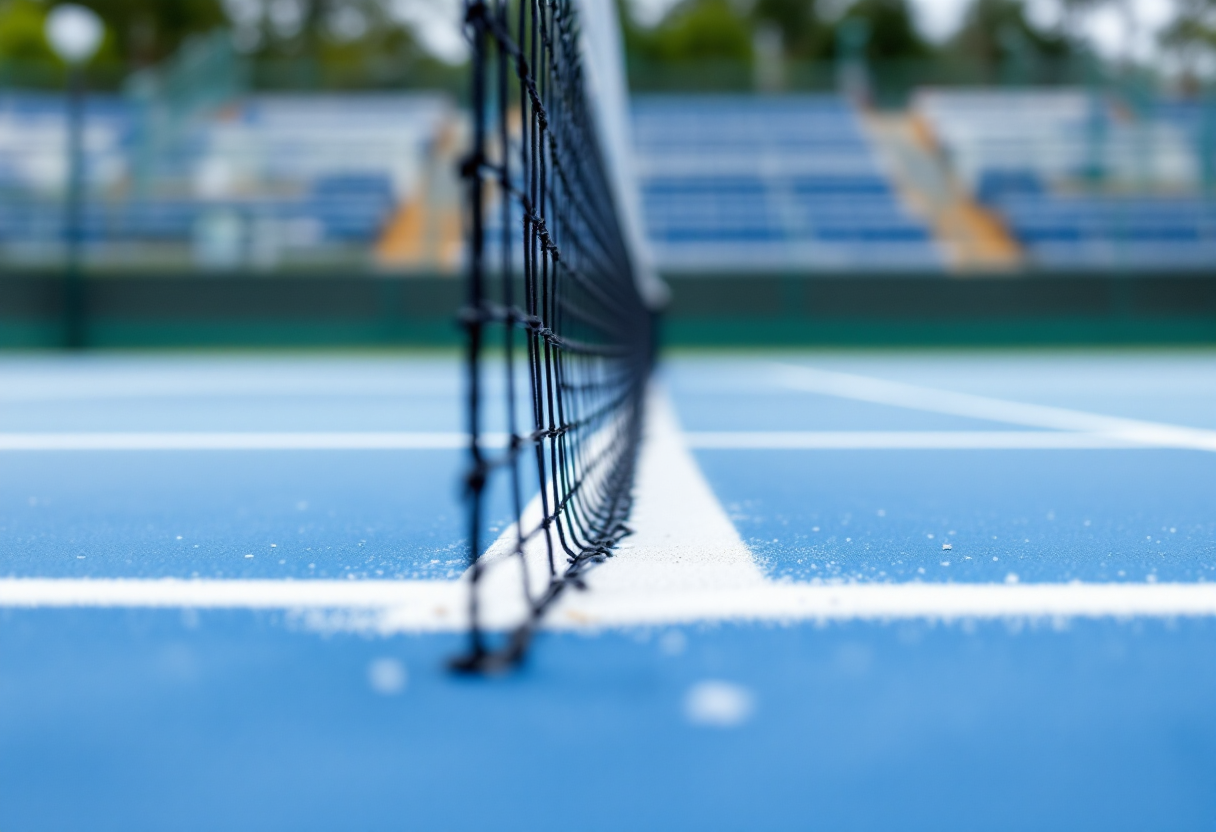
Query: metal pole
1202,82,1216,197
63,65,86,349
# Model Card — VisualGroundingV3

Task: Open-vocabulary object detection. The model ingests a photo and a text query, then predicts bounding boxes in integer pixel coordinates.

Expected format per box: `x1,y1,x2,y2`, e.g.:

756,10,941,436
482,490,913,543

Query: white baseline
1,578,1215,631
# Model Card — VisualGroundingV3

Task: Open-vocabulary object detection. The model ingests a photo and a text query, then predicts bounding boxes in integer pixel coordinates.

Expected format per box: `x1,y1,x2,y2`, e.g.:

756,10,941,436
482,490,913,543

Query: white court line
0,578,461,613
0,432,507,451
5,381,1215,629
3,578,1216,630
0,377,456,402
0,430,1168,452
773,364,1216,452
685,431,1144,450
541,582,1216,628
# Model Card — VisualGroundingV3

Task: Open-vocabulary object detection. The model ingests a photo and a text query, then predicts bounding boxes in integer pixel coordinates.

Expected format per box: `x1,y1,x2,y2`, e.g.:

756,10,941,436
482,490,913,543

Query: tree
0,0,56,63
626,0,754,62
0,0,453,74
0,0,125,73
950,0,1074,70
832,0,931,60
1160,0,1216,81
71,0,228,66
752,0,830,58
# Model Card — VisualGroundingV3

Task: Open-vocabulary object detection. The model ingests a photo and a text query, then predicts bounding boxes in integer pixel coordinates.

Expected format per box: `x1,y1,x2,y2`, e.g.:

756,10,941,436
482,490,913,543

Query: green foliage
835,0,932,60
71,0,228,66
622,0,935,64
0,0,462,91
626,0,754,62
949,0,1074,68
1159,0,1216,75
617,0,654,58
260,0,420,59
0,0,55,62
0,0,122,78
246,0,459,91
752,0,830,58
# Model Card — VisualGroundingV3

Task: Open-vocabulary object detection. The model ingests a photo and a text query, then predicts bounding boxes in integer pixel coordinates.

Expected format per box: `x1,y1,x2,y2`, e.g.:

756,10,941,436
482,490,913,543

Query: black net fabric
454,0,654,671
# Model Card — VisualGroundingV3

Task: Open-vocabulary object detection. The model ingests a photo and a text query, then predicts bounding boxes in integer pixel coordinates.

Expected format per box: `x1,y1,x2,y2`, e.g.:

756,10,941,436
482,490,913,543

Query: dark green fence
0,272,464,349
4,270,1214,350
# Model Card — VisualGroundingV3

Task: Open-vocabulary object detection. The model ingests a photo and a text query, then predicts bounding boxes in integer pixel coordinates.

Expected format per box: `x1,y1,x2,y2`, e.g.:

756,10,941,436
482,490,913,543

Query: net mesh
453,0,654,671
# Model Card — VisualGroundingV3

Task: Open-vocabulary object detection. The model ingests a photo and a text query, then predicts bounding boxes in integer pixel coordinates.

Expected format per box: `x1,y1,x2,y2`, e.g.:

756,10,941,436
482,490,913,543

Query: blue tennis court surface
2,352,1215,830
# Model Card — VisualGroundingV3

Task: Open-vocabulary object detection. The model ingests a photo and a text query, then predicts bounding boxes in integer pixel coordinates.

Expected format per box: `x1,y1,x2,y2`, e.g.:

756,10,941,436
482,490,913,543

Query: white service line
685,431,1144,450
0,432,507,451
0,374,456,402
773,364,1216,452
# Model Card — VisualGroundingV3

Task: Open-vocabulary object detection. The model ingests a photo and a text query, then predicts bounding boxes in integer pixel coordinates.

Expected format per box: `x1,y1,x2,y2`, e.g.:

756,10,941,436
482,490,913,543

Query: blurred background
2,0,1215,348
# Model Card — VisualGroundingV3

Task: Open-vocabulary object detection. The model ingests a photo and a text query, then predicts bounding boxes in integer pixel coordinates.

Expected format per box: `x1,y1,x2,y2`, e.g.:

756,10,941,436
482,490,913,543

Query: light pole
45,4,103,349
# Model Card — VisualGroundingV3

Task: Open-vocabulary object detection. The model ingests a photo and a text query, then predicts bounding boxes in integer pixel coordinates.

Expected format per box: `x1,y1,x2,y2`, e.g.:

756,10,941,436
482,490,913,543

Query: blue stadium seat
0,92,443,259
631,95,941,272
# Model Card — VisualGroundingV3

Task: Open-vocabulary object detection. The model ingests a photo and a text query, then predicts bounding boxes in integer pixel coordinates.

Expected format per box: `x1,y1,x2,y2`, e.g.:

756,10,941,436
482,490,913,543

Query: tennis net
453,0,657,671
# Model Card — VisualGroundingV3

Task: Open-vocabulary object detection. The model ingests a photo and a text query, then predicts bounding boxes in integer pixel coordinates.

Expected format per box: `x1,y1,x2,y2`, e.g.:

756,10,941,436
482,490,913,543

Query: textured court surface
2,352,1215,831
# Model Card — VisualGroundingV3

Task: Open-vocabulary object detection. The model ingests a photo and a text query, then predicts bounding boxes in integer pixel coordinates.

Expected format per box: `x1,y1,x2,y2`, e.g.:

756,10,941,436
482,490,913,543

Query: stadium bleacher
916,89,1216,270
631,95,943,273
0,93,132,193
0,92,450,268
4,85,1214,275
